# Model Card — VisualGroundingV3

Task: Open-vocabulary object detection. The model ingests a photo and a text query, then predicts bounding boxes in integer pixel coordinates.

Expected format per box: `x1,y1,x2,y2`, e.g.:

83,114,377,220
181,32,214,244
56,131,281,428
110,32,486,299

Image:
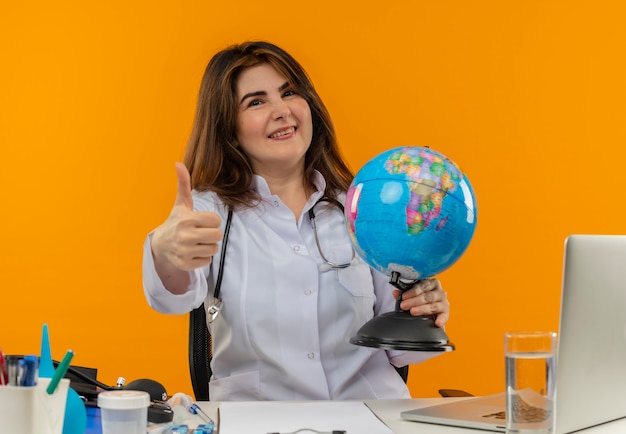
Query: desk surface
86,398,626,433
193,398,626,434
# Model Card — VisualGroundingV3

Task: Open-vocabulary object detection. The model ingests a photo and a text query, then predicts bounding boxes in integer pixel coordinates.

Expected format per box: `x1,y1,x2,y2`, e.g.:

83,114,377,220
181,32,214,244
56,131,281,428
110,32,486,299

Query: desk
86,398,626,433
193,398,626,434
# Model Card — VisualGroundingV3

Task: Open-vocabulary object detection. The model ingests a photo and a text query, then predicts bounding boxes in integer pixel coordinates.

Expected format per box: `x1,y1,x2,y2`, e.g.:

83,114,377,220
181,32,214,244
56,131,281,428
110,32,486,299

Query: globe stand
349,271,455,351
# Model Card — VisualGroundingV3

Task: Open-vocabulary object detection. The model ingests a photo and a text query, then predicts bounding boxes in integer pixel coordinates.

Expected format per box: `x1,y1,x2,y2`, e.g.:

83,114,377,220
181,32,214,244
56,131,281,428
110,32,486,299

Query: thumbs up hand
151,163,224,279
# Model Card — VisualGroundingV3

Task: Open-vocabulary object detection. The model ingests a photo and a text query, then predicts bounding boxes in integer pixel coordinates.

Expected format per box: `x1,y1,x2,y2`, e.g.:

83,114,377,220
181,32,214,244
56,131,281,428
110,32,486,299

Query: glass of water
505,331,557,434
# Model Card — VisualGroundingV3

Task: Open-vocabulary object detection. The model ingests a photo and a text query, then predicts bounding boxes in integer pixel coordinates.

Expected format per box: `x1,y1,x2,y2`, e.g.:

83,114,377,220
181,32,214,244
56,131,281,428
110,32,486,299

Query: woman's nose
272,100,291,119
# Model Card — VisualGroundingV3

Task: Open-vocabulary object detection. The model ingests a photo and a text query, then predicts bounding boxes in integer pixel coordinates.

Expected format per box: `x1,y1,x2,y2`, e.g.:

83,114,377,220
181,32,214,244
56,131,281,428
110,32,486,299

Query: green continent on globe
384,149,461,235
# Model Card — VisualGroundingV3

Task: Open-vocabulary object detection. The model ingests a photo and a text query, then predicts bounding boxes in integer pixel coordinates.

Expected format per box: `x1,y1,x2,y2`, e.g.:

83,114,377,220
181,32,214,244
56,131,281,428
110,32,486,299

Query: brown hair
183,41,353,210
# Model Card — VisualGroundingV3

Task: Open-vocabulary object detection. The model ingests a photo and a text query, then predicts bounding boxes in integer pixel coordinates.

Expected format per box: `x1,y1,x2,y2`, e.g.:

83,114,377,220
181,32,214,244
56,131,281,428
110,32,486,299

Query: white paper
218,401,393,434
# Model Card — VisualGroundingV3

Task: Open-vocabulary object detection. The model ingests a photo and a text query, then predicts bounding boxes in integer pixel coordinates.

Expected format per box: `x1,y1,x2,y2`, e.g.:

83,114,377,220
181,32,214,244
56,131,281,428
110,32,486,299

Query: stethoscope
308,197,356,270
207,197,356,323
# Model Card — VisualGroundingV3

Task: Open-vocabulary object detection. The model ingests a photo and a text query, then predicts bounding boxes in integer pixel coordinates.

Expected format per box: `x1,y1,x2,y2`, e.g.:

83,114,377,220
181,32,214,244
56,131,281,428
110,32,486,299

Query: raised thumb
174,162,194,209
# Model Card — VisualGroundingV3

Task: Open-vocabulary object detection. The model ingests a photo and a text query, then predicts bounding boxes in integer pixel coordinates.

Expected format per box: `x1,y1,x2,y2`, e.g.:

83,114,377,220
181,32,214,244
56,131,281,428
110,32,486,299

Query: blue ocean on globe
344,146,477,280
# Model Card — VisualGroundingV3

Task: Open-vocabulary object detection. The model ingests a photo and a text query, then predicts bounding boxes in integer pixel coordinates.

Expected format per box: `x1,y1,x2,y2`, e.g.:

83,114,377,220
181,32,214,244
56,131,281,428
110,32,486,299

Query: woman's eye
248,99,262,107
283,90,297,97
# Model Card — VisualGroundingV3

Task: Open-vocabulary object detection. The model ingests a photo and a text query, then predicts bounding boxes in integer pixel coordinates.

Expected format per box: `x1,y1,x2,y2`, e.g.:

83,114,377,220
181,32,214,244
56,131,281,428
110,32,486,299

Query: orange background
1,1,625,398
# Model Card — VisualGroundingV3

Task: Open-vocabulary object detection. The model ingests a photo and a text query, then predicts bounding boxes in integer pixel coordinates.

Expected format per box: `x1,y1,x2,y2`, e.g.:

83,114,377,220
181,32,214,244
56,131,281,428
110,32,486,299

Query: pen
0,349,7,385
188,403,214,425
20,355,38,387
46,349,74,395
7,356,20,386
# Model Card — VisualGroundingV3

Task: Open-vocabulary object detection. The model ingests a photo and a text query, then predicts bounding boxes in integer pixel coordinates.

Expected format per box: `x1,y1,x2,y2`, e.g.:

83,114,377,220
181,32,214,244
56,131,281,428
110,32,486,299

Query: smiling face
235,63,313,177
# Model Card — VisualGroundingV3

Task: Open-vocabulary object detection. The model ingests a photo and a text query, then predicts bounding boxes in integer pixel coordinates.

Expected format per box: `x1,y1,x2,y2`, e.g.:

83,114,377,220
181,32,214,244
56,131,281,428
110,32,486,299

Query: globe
345,146,477,282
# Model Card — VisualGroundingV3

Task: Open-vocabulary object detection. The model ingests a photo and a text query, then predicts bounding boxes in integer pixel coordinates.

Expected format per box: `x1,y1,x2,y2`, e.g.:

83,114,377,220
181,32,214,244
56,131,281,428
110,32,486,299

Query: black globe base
350,311,455,351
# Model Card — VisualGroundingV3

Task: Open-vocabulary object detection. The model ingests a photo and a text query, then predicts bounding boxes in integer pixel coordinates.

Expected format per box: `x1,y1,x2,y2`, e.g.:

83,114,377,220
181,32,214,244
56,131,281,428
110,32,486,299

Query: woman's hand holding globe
392,279,450,327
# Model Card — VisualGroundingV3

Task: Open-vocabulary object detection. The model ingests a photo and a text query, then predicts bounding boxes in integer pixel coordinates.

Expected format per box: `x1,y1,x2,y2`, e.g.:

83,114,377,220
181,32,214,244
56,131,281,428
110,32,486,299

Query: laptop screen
402,234,626,434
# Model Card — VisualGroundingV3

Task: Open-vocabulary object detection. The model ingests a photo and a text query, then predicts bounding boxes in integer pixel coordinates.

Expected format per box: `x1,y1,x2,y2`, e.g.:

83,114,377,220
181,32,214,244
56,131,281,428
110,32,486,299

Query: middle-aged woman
142,41,450,401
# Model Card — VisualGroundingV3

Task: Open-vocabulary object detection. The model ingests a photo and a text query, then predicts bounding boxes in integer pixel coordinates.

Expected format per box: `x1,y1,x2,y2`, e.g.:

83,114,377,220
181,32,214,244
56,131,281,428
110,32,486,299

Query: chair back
188,303,408,401
188,303,211,401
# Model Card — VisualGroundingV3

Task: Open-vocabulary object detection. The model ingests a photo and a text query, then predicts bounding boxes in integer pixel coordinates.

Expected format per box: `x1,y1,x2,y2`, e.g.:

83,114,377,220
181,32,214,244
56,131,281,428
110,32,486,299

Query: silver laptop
401,234,626,433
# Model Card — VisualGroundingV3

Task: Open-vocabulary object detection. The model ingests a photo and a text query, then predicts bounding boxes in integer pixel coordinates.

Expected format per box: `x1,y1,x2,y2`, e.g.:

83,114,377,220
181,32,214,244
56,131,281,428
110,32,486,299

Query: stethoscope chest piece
207,299,222,323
